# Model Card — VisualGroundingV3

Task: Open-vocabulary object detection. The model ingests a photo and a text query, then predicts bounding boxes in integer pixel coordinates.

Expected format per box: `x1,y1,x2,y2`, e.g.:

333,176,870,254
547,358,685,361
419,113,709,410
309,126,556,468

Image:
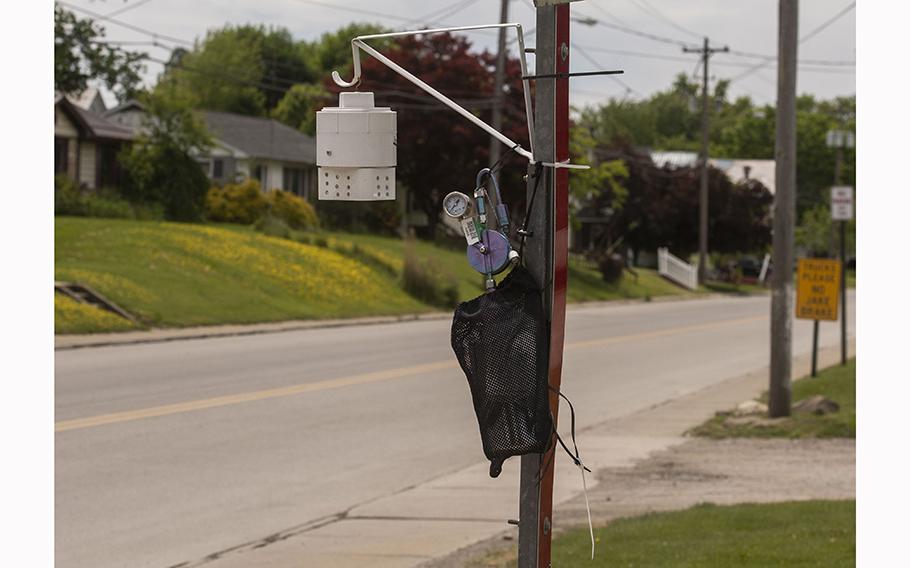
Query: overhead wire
623,0,704,40
728,1,856,83
572,44,642,99
104,0,156,19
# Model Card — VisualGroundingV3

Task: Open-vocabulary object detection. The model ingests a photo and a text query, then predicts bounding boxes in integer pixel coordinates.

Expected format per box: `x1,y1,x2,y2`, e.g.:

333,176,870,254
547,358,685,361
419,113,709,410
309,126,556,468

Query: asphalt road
55,293,855,568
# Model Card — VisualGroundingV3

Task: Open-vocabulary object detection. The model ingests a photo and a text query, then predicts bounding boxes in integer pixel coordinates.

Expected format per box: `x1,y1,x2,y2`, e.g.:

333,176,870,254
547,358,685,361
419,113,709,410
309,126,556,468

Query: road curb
55,291,767,351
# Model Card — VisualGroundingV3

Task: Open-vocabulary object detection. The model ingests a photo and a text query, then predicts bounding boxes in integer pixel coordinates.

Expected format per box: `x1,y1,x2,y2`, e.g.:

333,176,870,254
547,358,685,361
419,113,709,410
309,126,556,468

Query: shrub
205,179,267,224
266,189,319,230
594,251,625,284
252,214,292,240
206,180,320,231
402,242,458,308
55,175,153,219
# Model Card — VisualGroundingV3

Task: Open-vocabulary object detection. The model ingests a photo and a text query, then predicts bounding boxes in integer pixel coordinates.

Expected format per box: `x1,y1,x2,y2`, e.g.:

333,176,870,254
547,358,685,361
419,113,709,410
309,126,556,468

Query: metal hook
331,40,363,88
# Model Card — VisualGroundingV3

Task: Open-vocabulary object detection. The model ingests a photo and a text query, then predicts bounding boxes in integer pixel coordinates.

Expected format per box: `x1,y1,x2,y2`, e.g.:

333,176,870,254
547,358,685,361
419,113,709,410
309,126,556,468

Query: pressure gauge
443,191,472,218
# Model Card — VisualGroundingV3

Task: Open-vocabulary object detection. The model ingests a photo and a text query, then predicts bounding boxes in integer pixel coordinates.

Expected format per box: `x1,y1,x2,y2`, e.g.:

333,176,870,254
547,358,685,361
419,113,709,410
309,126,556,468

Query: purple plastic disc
467,230,511,275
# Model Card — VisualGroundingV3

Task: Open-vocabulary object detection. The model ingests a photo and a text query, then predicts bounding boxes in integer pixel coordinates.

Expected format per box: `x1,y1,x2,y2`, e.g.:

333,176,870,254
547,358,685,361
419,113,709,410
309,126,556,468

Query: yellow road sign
796,258,841,321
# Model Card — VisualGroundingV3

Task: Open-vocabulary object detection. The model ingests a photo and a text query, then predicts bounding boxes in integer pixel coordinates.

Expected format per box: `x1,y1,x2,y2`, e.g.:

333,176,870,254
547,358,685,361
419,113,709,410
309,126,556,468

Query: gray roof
55,95,135,141
203,111,316,164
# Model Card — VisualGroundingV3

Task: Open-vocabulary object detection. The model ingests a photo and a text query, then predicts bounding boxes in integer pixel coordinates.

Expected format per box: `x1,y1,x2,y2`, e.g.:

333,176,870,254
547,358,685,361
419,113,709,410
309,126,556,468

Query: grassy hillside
55,217,429,330
56,217,699,333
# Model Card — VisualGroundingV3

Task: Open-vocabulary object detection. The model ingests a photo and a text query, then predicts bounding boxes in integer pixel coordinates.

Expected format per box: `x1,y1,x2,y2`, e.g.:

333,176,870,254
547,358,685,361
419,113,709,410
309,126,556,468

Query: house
103,102,318,199
54,94,135,189
650,151,776,194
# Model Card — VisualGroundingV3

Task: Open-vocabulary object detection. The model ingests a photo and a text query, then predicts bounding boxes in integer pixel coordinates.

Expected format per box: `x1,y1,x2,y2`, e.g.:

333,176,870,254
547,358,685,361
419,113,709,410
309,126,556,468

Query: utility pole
684,38,728,284
489,0,510,180
769,0,798,418
518,2,569,566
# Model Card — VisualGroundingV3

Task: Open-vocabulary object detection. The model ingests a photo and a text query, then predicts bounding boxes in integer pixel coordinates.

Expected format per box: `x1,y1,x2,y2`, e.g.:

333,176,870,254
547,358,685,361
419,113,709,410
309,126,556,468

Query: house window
212,159,224,179
283,167,306,198
253,164,267,189
55,138,68,174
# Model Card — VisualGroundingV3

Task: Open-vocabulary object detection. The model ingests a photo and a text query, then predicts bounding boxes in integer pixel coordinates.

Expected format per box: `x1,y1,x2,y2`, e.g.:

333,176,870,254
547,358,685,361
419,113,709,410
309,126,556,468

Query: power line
572,44,643,98
624,0,703,40
58,1,195,47
572,44,855,74
105,0,156,19
729,1,856,83
408,0,479,26
800,1,856,44
574,7,696,47
726,49,854,67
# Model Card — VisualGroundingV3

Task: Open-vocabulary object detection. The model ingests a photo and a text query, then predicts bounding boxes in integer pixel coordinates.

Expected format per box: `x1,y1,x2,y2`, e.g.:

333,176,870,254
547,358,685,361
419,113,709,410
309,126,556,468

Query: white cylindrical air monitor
316,92,397,201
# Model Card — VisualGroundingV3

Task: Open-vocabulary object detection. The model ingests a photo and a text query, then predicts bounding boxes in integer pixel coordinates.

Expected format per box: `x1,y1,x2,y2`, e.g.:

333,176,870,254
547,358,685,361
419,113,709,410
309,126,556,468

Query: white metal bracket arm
331,24,589,170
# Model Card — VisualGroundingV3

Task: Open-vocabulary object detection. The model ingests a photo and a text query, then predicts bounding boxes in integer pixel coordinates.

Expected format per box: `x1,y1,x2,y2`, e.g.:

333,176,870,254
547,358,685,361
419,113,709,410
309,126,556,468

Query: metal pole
841,219,847,364
769,0,798,418
489,0,509,180
698,37,710,284
811,320,819,377
518,3,569,566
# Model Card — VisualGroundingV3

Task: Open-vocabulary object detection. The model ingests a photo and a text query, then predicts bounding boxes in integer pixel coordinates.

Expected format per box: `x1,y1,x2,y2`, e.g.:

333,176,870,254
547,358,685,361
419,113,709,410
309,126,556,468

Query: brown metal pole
517,3,569,566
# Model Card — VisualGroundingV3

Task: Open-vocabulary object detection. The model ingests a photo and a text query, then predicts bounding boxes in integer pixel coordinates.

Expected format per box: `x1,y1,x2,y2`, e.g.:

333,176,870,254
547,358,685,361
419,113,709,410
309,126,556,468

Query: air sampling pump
443,168,519,291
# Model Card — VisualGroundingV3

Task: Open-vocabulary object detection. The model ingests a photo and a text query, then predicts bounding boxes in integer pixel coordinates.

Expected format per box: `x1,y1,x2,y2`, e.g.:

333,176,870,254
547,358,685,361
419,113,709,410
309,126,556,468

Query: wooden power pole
518,2,570,566
769,0,799,418
683,38,728,284
489,0,510,180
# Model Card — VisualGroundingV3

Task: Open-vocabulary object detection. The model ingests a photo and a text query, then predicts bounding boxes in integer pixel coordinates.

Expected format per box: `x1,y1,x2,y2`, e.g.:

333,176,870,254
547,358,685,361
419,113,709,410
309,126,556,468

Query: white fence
657,247,698,290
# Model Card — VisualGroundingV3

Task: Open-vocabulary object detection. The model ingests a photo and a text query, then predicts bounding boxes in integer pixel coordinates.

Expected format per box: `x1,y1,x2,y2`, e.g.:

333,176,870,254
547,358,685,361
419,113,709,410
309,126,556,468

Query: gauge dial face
443,191,471,218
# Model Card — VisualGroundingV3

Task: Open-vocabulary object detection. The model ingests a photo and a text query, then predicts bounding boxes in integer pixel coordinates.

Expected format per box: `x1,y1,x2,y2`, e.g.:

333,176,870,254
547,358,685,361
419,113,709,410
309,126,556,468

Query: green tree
308,23,389,78
54,4,146,100
271,83,329,134
121,84,212,221
162,27,267,115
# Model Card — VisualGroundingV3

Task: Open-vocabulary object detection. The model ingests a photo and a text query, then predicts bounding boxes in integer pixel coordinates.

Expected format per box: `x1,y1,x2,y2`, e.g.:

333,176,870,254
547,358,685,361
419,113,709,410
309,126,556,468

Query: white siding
267,162,284,191
55,106,79,138
79,142,96,188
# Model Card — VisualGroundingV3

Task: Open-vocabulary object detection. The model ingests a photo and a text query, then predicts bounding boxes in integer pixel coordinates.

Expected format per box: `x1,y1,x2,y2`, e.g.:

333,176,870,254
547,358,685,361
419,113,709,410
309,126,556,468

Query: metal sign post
831,185,854,366
518,2,570,566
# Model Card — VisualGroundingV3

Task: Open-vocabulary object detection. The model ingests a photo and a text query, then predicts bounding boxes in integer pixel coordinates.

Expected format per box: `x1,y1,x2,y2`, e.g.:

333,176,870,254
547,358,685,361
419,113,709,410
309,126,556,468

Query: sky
60,0,856,109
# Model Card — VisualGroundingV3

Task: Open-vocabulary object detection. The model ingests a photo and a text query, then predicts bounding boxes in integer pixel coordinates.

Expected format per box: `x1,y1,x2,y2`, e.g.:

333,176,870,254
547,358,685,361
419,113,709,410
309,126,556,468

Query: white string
578,458,595,560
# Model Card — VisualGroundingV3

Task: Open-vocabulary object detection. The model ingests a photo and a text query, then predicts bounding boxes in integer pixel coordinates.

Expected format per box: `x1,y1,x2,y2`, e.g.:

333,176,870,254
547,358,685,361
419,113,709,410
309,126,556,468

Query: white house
103,102,318,199
650,150,776,194
54,94,134,189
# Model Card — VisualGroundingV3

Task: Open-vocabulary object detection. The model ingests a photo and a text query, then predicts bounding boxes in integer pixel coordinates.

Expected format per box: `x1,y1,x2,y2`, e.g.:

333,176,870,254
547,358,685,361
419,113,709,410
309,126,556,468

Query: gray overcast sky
66,0,855,108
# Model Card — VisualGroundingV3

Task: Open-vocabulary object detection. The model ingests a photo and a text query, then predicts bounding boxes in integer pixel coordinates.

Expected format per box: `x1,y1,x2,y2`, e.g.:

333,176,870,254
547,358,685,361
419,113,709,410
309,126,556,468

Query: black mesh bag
451,264,552,478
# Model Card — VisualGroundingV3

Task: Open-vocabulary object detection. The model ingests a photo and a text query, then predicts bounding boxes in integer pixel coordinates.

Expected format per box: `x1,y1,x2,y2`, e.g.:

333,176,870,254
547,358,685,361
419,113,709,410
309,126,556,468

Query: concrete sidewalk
183,342,851,568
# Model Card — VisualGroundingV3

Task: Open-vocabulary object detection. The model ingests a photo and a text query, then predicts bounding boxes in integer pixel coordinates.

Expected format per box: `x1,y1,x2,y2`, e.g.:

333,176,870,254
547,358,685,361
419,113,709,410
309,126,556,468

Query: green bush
266,189,319,230
205,179,267,224
402,242,458,308
54,175,156,219
206,179,319,231
252,214,292,240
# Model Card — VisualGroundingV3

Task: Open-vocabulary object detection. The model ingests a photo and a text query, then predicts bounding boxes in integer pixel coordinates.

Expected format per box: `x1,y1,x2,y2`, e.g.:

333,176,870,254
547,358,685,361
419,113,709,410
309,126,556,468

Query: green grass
477,500,854,567
566,259,698,302
55,217,738,333
55,294,139,334
55,217,429,331
691,359,855,439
